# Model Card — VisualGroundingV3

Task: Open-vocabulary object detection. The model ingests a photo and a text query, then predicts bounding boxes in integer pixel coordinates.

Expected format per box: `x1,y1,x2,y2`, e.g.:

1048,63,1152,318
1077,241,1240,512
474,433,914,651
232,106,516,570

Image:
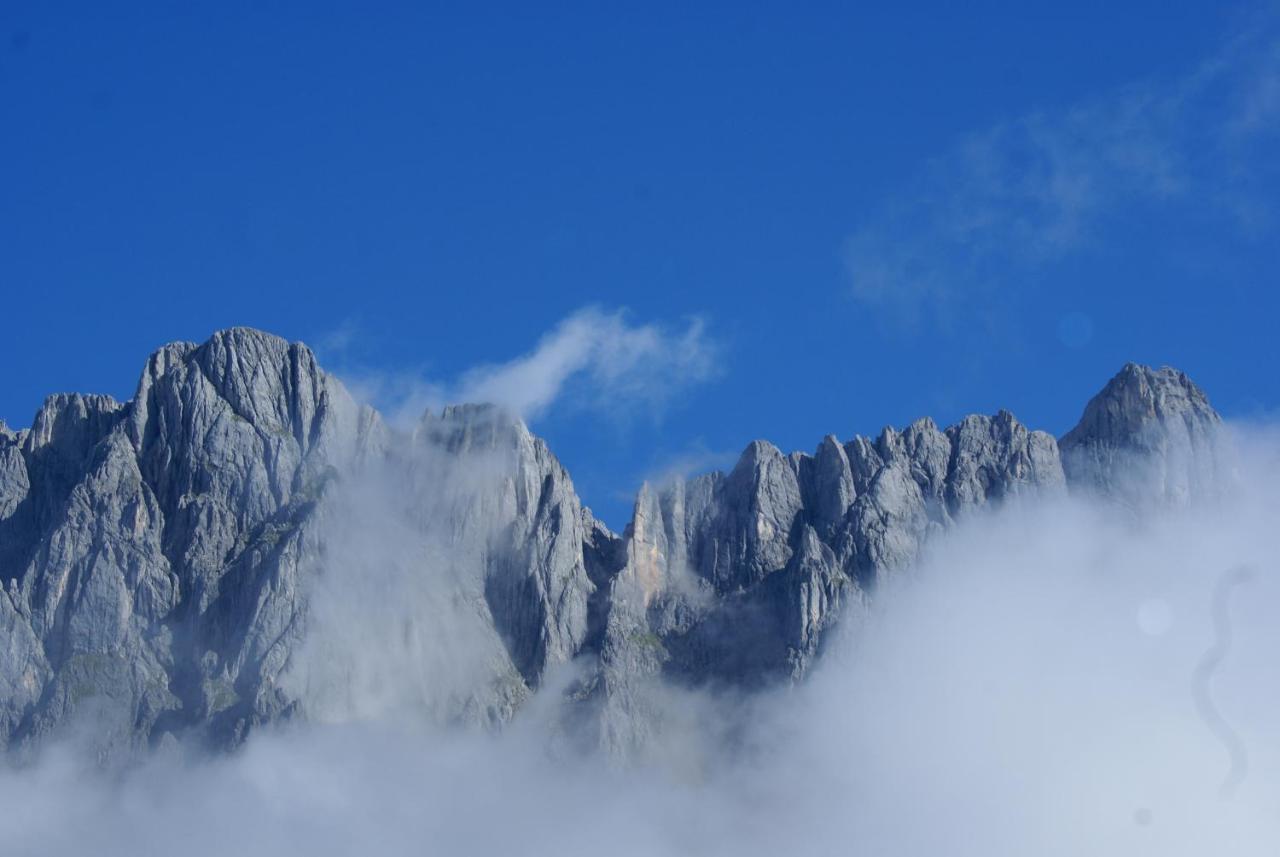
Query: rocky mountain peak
1060,363,1222,505
1062,363,1218,447
23,393,123,457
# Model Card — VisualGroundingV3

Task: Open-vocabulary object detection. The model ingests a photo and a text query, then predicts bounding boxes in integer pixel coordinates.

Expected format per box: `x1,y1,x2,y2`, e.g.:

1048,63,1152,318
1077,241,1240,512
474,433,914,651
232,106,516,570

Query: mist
2,425,1278,857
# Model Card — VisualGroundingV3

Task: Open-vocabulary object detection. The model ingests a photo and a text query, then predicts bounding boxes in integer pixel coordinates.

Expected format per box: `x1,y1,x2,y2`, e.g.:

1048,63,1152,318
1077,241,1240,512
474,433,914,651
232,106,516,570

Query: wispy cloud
640,442,740,489
312,319,362,359
455,307,719,421
327,307,720,427
844,14,1280,331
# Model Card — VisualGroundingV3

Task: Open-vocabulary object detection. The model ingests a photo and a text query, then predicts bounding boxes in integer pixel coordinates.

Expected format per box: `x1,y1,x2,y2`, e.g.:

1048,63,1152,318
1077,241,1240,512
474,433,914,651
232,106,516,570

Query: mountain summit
0,330,1222,759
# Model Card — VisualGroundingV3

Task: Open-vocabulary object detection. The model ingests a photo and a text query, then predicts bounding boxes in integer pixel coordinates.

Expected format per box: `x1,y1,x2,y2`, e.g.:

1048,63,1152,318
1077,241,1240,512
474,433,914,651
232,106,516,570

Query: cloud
280,441,524,726
329,307,719,427
456,307,719,421
4,423,1280,856
762,480,1280,855
335,368,448,430
844,14,1280,331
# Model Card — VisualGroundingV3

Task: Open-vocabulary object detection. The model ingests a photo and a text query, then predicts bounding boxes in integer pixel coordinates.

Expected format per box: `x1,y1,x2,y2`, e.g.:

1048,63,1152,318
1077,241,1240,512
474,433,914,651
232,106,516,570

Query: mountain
0,330,1223,759
1060,363,1223,507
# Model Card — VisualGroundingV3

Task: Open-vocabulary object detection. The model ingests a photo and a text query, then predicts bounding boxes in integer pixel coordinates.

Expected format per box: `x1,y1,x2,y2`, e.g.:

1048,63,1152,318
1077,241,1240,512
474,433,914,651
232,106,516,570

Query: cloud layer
2,426,1278,856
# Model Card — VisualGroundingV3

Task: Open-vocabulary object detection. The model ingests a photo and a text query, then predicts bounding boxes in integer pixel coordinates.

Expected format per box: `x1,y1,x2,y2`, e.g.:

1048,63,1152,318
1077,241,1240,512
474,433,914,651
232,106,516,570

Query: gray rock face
0,332,1224,759
1060,363,1223,507
280,403,594,728
0,330,594,755
571,410,1067,759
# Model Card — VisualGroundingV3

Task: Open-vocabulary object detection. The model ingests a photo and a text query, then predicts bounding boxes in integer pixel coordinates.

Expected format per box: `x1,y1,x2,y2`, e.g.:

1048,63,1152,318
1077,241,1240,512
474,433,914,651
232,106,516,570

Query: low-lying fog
3,426,1278,857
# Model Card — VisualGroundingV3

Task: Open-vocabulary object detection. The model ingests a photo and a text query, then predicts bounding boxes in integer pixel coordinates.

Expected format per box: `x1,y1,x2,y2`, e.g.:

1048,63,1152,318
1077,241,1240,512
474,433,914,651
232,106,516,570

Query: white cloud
4,423,1280,855
456,307,718,420
329,307,719,427
335,368,448,430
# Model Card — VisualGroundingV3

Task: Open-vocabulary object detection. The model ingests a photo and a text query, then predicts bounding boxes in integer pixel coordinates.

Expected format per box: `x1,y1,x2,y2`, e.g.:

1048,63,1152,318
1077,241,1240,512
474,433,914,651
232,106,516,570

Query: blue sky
3,1,1278,526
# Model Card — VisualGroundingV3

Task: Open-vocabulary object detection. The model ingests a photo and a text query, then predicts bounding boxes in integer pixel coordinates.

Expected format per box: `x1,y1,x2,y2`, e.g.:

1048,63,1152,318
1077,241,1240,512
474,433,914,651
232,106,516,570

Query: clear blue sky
3,1,1278,526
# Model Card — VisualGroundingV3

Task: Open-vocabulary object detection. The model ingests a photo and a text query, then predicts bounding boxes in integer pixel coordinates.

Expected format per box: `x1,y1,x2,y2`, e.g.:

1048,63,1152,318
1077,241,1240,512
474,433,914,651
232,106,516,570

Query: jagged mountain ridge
0,329,1222,757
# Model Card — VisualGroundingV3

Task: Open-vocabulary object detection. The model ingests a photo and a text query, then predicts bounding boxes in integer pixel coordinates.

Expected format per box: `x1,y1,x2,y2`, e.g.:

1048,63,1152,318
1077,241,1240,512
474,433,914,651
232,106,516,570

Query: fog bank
2,427,1278,857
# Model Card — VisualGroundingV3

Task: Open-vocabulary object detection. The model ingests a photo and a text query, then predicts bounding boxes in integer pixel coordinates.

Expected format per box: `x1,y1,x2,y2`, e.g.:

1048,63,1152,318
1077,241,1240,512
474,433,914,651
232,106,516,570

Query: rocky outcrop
1060,363,1223,507
0,331,1224,759
0,330,596,755
280,403,596,728
572,410,1067,759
